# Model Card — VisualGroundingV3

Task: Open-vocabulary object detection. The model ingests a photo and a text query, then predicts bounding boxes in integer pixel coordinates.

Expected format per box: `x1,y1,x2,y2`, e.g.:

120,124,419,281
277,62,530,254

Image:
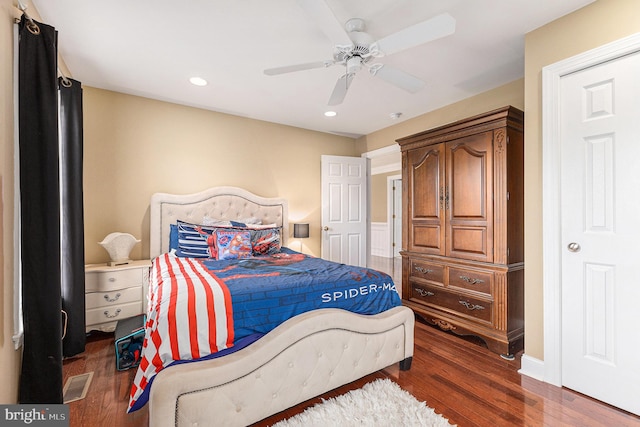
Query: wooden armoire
397,106,524,357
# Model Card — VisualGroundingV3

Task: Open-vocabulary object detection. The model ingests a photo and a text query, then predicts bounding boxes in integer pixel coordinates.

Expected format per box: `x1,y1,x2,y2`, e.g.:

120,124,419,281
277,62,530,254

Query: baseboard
518,354,545,381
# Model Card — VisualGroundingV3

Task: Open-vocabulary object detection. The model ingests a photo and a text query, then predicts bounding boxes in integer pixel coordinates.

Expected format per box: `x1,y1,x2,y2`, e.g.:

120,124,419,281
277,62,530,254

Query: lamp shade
293,223,310,239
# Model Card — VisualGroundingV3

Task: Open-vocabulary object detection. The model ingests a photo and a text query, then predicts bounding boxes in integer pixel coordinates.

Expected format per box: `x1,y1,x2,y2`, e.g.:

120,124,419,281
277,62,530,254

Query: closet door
406,144,445,255
446,131,493,262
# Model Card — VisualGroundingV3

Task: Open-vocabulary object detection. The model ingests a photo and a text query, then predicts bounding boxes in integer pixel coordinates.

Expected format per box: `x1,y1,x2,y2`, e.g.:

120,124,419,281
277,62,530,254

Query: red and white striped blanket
127,254,234,411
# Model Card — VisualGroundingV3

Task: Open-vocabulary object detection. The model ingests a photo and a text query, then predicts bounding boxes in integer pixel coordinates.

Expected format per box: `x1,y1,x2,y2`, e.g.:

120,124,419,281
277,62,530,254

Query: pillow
216,230,252,260
201,216,233,227
250,227,282,255
176,220,218,258
202,216,261,226
169,223,179,251
246,223,277,229
240,217,262,225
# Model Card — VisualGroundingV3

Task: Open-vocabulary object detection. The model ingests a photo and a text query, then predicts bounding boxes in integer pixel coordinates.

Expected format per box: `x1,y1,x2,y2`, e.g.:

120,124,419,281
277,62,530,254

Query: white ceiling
32,0,594,138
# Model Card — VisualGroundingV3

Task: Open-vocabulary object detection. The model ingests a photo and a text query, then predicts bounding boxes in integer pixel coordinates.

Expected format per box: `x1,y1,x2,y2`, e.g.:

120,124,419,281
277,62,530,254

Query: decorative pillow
216,230,252,260
176,220,218,258
250,227,282,255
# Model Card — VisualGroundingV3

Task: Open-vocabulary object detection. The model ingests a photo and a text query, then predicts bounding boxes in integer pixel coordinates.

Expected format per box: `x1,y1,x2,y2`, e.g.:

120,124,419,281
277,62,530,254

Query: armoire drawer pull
459,300,485,311
415,267,434,274
103,308,121,318
108,277,117,282
103,293,121,302
415,288,435,297
459,275,485,285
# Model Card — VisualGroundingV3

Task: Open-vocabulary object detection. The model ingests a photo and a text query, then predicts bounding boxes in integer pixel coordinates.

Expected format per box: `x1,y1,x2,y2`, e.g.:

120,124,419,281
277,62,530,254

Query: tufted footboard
148,306,415,427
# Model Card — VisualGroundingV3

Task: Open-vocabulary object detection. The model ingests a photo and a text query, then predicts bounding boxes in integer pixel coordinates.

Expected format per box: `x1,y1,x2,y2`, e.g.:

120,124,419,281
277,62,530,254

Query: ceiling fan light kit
264,0,456,106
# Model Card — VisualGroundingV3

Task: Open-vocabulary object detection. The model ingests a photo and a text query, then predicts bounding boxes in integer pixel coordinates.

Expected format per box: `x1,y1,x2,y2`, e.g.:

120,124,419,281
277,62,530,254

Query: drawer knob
108,277,117,282
104,293,121,302
459,300,485,311
415,267,434,274
459,275,484,285
103,308,121,319
415,288,435,297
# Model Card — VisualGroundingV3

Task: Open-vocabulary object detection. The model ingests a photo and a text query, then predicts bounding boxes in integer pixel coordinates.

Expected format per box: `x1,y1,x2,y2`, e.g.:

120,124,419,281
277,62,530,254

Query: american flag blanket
128,248,400,412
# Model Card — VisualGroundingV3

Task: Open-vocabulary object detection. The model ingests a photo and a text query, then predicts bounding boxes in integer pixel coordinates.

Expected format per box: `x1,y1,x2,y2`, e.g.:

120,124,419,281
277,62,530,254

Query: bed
134,186,415,427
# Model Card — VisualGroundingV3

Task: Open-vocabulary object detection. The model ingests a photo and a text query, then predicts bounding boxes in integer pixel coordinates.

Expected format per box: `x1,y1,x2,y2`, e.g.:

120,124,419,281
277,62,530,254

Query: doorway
388,176,402,257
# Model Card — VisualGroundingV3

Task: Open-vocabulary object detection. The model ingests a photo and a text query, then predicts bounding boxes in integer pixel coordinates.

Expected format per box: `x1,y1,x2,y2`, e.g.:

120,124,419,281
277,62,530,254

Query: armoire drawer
448,267,492,296
411,283,492,324
85,285,142,310
409,259,444,284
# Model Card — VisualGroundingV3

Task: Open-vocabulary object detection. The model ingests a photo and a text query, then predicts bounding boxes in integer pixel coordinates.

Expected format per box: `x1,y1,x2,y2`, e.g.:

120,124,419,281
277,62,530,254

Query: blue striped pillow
176,220,217,258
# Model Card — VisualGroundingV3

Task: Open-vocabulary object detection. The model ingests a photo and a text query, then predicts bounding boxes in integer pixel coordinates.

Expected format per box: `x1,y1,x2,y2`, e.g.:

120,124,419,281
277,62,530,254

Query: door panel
407,145,445,254
446,132,493,262
560,51,640,415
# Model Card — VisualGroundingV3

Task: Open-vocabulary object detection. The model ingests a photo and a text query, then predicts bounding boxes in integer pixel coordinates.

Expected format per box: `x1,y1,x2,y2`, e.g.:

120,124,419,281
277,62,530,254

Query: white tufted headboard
149,186,289,258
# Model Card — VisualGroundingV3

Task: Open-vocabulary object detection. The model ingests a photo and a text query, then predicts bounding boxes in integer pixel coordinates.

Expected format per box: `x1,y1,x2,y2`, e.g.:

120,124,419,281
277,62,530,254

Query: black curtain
18,15,63,404
59,77,86,358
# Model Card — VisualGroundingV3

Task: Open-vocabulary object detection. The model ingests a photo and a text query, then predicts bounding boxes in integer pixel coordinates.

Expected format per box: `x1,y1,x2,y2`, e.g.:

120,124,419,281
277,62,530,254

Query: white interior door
321,155,367,267
559,50,640,415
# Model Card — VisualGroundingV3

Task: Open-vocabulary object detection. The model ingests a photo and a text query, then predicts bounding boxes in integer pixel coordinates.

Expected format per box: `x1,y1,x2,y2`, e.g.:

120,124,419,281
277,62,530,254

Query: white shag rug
272,378,454,427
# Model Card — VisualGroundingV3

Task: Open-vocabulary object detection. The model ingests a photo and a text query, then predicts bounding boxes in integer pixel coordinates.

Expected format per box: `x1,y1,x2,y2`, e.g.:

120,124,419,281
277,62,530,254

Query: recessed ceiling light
390,112,402,120
324,111,337,117
189,77,208,86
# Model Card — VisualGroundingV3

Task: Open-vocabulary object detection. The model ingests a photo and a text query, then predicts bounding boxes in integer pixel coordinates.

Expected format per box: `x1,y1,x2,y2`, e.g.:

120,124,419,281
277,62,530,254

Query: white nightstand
84,260,151,333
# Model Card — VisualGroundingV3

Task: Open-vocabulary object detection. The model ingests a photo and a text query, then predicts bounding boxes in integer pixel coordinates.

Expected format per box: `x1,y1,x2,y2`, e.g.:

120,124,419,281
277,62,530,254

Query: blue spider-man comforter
128,248,400,412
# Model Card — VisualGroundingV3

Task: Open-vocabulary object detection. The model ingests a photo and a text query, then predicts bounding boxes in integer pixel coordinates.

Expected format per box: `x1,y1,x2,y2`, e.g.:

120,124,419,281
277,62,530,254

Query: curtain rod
15,1,73,87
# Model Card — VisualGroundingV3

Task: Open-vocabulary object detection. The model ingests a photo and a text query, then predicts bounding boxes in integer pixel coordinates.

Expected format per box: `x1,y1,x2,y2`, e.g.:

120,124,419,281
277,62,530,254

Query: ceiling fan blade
371,65,425,93
375,13,456,56
264,60,334,76
297,0,353,48
328,73,354,105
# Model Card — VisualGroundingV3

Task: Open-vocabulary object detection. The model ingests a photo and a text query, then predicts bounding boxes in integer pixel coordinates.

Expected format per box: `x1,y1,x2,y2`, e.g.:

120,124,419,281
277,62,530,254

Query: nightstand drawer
85,286,142,310
86,301,142,327
85,268,144,292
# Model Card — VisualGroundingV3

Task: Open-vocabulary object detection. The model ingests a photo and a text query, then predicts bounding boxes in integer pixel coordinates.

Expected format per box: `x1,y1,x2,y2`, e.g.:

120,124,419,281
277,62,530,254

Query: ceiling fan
264,0,456,105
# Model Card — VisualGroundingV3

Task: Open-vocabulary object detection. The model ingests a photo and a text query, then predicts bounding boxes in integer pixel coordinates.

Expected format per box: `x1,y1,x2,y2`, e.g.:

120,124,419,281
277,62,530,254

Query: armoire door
406,144,445,255
445,131,493,262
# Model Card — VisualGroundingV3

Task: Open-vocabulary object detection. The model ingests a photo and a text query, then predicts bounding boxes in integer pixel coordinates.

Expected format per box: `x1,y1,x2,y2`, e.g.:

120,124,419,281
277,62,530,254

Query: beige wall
83,87,357,264
523,0,640,360
1,0,22,404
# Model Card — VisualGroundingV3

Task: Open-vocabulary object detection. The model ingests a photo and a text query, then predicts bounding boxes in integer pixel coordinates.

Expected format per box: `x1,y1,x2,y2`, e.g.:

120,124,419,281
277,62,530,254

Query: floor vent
63,371,94,403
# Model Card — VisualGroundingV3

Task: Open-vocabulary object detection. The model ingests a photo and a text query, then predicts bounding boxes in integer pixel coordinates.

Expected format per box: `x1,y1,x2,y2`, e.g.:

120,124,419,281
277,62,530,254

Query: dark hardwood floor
63,256,640,426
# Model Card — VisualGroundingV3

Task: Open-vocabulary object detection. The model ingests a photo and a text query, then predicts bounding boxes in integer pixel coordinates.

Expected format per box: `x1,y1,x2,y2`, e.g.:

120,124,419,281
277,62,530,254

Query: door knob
323,226,329,231
567,242,581,252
